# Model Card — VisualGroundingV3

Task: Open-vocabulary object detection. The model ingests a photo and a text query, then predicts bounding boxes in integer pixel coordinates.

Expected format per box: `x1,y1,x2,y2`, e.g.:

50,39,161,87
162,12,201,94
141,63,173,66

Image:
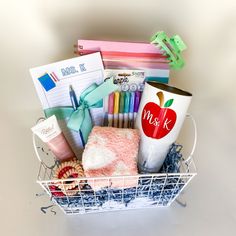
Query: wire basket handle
32,132,43,163
183,113,197,164
32,117,46,163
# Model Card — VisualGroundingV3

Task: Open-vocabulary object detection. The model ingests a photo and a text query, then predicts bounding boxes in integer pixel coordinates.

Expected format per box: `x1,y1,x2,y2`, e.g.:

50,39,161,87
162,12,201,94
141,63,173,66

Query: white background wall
1,0,236,235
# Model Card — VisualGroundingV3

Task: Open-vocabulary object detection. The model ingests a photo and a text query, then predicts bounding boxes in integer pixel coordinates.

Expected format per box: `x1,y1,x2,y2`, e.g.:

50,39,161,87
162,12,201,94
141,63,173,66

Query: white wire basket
34,115,197,215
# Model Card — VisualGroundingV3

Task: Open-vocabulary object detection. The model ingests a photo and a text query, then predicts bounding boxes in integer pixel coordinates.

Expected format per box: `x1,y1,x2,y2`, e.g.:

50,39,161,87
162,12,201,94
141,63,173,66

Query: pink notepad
75,39,170,77
77,39,163,54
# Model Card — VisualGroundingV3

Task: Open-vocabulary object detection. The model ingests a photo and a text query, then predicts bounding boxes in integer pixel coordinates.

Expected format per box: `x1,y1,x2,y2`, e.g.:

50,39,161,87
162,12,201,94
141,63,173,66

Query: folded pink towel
82,126,140,190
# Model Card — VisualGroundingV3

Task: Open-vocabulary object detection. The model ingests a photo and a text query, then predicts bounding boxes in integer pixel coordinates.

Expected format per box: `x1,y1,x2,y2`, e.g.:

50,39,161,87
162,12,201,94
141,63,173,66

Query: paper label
31,115,61,143
104,69,145,92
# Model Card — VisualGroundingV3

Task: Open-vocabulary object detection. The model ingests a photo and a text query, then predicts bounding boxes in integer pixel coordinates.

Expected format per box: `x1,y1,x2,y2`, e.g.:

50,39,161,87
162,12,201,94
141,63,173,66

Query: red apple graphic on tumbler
141,91,177,139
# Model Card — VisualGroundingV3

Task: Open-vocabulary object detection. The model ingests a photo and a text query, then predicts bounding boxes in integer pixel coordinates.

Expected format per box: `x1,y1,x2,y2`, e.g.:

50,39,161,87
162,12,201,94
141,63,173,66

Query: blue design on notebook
38,73,56,92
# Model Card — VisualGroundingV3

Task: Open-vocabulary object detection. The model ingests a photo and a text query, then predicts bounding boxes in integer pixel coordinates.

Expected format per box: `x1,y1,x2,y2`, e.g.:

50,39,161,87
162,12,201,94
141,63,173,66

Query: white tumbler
135,81,192,173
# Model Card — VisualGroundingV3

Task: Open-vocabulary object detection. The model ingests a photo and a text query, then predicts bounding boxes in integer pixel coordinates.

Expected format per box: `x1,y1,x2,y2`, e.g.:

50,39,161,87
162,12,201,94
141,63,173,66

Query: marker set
107,90,142,128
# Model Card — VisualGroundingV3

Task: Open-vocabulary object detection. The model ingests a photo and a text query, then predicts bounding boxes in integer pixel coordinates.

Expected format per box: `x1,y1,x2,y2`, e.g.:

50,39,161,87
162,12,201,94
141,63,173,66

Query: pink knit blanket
82,126,140,190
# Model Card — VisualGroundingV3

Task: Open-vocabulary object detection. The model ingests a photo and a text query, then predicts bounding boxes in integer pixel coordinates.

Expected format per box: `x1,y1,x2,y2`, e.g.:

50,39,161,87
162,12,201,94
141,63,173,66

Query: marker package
103,69,144,128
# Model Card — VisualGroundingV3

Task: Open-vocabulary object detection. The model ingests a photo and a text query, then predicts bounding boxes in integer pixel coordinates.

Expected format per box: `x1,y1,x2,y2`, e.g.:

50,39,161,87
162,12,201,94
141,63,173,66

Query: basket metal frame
34,114,197,215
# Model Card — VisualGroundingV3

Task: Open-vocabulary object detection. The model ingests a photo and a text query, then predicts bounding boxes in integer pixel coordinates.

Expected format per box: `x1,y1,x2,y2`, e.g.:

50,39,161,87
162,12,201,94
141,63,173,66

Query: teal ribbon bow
44,79,118,143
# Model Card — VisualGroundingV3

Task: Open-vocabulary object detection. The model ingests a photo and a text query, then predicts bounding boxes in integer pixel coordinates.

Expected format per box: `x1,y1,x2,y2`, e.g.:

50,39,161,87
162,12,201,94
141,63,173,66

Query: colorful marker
108,93,114,127
134,91,141,123
113,91,120,127
129,92,135,128
118,92,125,128
123,92,130,128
